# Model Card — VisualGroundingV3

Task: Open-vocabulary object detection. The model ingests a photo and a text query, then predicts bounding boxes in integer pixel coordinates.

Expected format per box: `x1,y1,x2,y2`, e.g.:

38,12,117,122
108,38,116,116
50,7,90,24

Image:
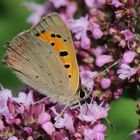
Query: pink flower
42,121,55,135
100,78,111,89
37,112,51,124
121,29,134,41
131,130,140,140
69,17,88,38
119,40,126,48
81,36,91,49
123,51,136,64
84,124,106,140
53,110,75,133
80,71,98,91
23,2,47,24
96,55,113,67
85,0,105,9
49,0,68,9
12,90,34,105
27,136,34,140
92,23,103,39
93,46,105,57
78,102,109,123
117,63,138,80
0,88,12,115
69,16,91,49
23,127,32,134
8,136,18,140
111,0,123,8
65,2,77,17
109,28,117,35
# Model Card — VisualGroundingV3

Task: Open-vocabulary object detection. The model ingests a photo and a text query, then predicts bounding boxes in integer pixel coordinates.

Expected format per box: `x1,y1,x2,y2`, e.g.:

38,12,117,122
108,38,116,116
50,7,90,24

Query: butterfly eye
79,90,86,98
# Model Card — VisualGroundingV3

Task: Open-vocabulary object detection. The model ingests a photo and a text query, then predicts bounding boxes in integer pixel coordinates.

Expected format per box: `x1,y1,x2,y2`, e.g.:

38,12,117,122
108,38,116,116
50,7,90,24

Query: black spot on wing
60,51,68,57
50,42,55,46
36,75,39,78
51,33,56,38
35,32,40,37
64,64,70,68
56,34,61,38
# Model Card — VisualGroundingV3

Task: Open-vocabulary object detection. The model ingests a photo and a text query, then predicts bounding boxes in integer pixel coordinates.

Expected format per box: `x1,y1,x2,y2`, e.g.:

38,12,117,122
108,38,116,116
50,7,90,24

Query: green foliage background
0,0,139,139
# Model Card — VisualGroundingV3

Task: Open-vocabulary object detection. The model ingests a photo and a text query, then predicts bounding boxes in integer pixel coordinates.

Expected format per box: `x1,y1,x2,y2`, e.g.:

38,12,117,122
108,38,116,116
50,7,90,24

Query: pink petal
131,130,140,140
89,102,109,120
85,0,105,9
64,113,75,132
38,112,51,125
118,74,128,80
81,36,91,49
93,132,105,140
121,29,134,40
119,40,126,48
100,78,111,89
66,2,77,17
0,88,12,114
33,103,45,117
123,51,136,63
111,0,123,8
80,71,98,91
27,136,34,140
54,116,65,128
12,92,27,103
69,17,88,40
84,128,94,140
0,88,12,98
85,0,94,8
93,124,107,133
117,63,138,80
78,113,96,122
92,23,103,39
8,136,18,140
12,90,33,105
15,118,21,125
25,90,34,105
42,122,55,135
23,127,32,134
93,46,105,57
96,55,113,67
49,0,68,8
23,2,46,25
120,63,130,69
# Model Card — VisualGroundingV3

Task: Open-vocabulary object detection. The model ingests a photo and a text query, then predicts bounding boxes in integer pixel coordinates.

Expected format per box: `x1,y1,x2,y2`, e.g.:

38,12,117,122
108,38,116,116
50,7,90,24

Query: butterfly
3,13,86,105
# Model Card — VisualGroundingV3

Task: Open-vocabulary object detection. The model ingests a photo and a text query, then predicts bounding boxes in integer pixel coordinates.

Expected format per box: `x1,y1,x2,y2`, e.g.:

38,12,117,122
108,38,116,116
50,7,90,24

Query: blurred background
0,0,139,140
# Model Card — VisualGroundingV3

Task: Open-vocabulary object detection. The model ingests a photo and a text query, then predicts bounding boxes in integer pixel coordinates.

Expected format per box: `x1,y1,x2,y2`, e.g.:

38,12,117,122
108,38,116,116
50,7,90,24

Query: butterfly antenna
93,59,120,80
84,59,120,89
60,103,69,116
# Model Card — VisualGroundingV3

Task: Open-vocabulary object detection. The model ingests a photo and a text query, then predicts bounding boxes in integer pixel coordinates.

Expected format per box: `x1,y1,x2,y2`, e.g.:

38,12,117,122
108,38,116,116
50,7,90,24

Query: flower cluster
24,0,140,100
1,0,140,139
0,88,109,139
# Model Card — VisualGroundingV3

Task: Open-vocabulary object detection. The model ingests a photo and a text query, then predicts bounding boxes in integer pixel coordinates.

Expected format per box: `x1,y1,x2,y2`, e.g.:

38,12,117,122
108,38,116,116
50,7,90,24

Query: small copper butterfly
3,13,85,105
